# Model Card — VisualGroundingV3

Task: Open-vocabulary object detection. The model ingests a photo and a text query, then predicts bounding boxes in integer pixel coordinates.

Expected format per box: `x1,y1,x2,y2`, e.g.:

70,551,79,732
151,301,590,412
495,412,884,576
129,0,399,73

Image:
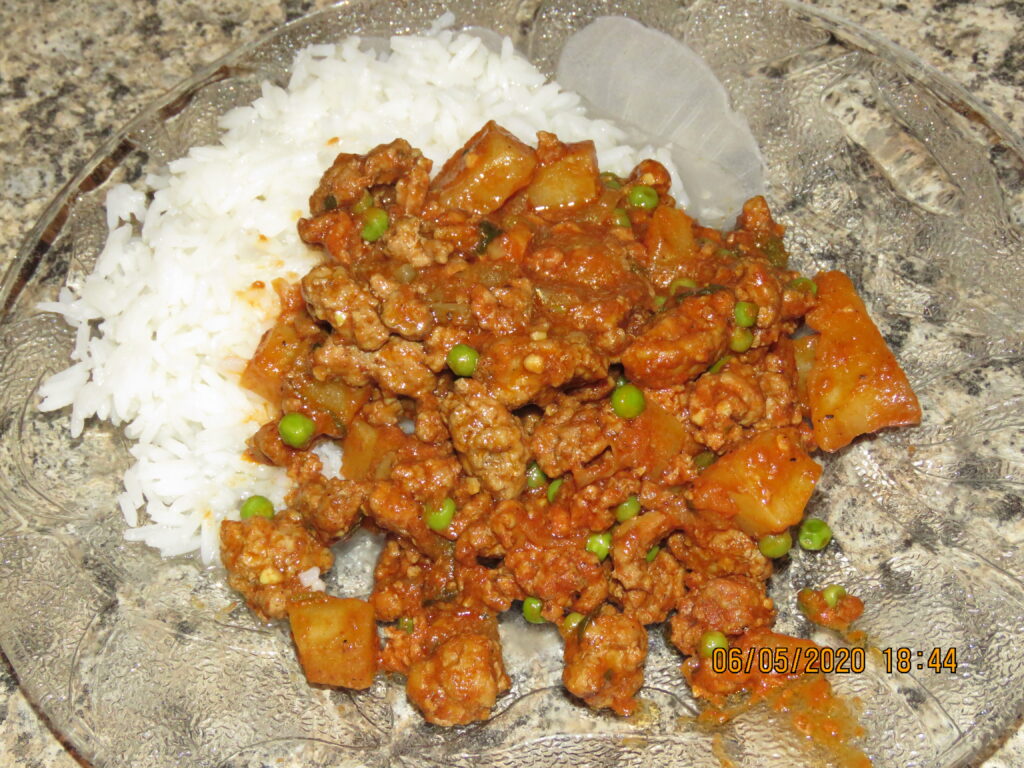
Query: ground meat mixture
562,610,648,716
220,121,918,727
440,378,529,499
406,633,511,726
221,511,333,620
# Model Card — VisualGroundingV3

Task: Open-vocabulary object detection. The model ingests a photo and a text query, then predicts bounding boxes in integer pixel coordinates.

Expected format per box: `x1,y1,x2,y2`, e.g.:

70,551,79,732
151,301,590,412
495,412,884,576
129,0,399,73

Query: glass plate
2,1,1023,766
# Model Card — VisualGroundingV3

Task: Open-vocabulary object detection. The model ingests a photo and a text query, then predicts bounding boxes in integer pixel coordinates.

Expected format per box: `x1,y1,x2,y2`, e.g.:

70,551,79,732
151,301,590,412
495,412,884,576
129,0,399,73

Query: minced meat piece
440,378,529,500
302,264,389,351
406,633,510,726
562,611,647,716
669,575,775,656
220,512,333,620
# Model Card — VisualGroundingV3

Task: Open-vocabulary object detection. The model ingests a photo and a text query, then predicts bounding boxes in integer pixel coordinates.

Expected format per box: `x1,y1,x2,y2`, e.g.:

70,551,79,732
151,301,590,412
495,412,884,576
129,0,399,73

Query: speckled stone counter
1,1,1022,766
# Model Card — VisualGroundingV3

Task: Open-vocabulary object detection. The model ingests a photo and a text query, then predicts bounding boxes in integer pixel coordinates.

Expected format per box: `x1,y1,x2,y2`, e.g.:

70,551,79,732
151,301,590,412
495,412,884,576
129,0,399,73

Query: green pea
424,497,456,532
599,171,622,190
798,518,832,551
522,596,545,624
708,356,731,375
446,343,479,377
614,495,641,523
611,383,646,419
612,207,631,227
730,327,754,353
693,451,717,470
563,612,586,634
788,277,818,296
653,295,667,310
585,532,612,562
627,184,659,210
239,495,274,520
758,531,792,558
645,545,660,562
397,616,415,633
352,190,373,214
359,207,389,242
278,412,315,448
546,477,564,503
734,301,758,328
698,630,729,659
822,584,847,608
526,461,548,489
670,277,698,294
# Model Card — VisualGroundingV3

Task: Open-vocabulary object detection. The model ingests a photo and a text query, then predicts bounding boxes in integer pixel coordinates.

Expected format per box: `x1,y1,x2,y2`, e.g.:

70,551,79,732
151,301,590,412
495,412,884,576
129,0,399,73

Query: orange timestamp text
710,646,958,675
881,646,957,674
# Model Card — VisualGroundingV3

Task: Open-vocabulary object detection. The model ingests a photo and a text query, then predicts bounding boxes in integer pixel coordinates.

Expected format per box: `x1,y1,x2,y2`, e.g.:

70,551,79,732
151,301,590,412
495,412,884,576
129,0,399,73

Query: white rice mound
37,18,683,564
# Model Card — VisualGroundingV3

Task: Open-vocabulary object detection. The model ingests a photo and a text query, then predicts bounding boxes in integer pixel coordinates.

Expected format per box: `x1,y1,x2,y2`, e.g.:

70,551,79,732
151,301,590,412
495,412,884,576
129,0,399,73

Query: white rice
37,17,683,564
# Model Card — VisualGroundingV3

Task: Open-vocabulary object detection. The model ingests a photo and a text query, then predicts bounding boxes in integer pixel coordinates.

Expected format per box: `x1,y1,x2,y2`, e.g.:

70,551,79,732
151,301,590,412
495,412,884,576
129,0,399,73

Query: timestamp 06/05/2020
709,646,959,675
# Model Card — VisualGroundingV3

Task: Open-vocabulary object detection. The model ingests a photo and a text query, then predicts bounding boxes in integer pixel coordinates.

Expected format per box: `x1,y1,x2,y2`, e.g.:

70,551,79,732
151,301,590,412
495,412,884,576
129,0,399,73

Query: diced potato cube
240,322,300,405
805,271,921,452
287,595,378,689
690,428,822,537
642,205,697,288
431,121,537,215
240,281,308,405
526,141,599,211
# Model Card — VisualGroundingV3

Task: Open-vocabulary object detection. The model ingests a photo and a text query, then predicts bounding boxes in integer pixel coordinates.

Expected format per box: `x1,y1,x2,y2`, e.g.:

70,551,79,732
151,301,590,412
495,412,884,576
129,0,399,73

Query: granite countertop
1,0,1022,766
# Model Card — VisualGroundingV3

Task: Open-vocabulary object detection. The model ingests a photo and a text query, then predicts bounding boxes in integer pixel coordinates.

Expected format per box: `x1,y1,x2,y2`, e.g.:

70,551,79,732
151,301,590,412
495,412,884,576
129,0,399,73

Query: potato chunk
287,595,378,689
526,140,600,211
241,281,309,405
641,205,698,289
805,271,921,452
431,121,537,215
689,428,822,537
242,321,302,404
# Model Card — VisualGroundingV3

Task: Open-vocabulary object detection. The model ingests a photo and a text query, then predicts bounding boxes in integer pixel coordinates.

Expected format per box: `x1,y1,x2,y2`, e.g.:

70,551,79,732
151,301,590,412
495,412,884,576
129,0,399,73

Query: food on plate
34,20,922,762
221,120,920,728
